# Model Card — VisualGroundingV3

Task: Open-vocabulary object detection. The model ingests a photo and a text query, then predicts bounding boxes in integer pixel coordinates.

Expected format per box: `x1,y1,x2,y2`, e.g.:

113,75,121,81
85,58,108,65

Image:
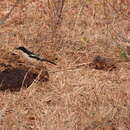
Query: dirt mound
0,48,49,91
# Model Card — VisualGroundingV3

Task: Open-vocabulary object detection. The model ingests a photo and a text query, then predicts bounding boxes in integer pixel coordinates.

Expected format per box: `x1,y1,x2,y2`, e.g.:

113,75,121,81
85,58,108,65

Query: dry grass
0,0,130,129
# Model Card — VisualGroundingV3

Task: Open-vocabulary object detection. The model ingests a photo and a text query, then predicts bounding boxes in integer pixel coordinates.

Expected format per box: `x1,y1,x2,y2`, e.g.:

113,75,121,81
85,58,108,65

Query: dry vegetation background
0,0,130,129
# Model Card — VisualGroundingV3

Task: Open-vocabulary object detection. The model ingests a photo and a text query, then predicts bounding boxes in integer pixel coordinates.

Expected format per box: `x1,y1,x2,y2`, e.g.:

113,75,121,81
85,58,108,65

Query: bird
15,46,56,65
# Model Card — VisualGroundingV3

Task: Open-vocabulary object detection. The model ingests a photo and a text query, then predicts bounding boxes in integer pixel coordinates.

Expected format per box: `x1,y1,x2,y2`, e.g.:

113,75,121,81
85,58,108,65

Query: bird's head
15,46,26,51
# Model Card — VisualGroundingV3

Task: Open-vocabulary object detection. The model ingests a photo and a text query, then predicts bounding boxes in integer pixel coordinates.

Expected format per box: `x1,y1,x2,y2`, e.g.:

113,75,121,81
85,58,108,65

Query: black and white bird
15,46,56,65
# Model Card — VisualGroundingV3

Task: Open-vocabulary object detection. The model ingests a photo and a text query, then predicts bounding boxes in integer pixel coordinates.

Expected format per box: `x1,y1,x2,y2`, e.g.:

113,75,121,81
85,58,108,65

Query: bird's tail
41,58,56,65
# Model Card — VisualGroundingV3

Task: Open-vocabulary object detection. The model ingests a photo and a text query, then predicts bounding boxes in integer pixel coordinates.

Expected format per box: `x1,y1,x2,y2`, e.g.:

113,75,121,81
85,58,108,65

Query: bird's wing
29,54,41,61
29,53,56,65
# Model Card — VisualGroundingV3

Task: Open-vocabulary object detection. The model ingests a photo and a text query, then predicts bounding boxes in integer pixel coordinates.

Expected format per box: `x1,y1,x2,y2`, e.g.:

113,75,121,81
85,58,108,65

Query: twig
49,63,89,73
